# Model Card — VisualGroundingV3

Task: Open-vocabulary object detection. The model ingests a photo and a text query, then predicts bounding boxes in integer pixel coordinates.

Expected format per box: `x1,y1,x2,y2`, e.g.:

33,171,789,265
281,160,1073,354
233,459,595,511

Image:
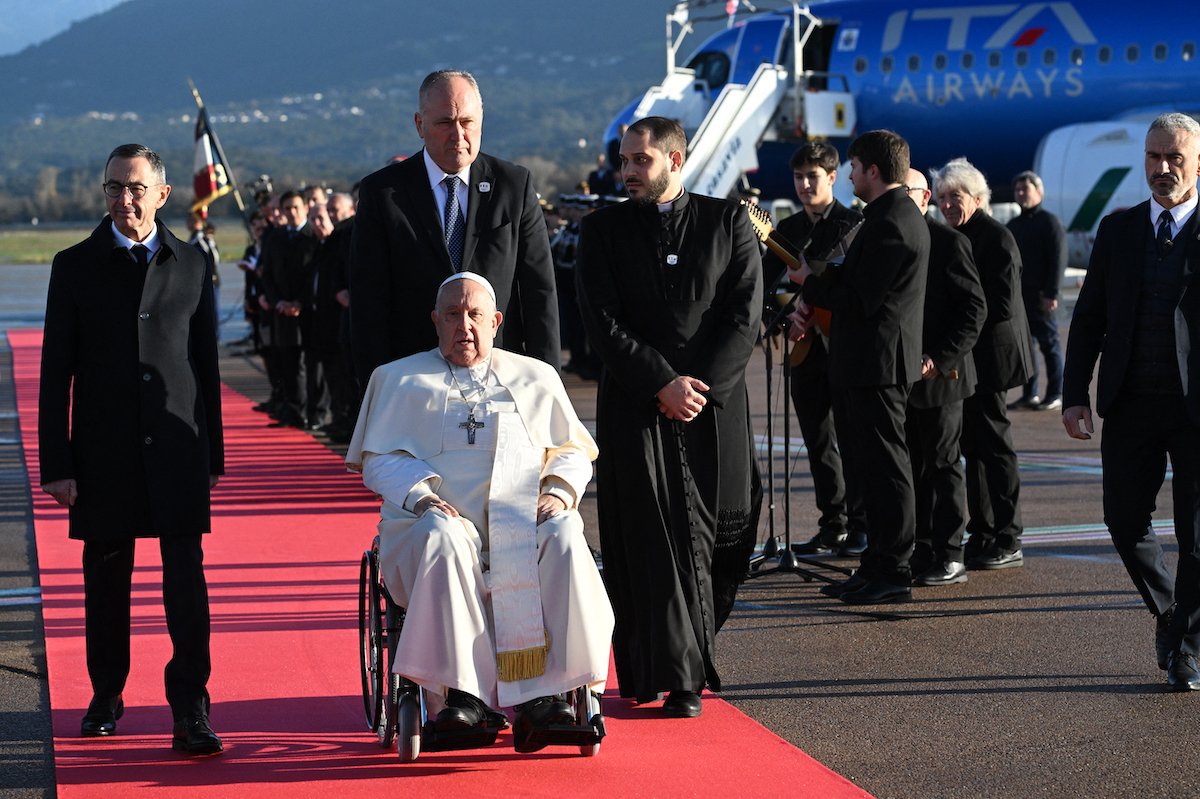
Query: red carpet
9,327,872,798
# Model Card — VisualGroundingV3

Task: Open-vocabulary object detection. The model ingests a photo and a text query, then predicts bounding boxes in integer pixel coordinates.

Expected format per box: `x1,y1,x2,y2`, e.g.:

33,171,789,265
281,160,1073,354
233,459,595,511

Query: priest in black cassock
576,116,763,719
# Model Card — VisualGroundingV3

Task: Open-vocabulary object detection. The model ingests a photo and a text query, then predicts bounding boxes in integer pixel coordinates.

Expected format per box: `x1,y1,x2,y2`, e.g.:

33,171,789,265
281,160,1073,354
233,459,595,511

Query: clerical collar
1150,194,1198,237
443,353,493,387
656,186,686,213
111,221,160,260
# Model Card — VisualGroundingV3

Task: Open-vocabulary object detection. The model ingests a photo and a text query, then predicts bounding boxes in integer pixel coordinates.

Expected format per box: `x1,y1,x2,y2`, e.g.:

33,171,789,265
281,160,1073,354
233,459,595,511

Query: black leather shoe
967,545,1023,570
838,531,869,557
794,529,848,555
81,695,123,737
820,572,867,597
1156,605,1176,671
1007,395,1040,410
172,715,223,755
512,696,574,752
913,561,968,586
661,690,702,718
435,689,491,732
1167,651,1200,692
840,578,912,605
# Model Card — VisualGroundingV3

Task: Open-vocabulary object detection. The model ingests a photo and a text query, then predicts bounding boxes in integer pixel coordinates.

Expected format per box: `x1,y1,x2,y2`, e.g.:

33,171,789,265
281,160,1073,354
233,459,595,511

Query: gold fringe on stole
496,629,549,682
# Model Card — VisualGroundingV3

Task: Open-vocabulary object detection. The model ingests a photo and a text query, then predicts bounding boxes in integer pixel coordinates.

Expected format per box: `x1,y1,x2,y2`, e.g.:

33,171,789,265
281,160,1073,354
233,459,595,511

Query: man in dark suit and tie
39,143,225,753
350,69,559,383
1063,112,1200,692
788,130,930,604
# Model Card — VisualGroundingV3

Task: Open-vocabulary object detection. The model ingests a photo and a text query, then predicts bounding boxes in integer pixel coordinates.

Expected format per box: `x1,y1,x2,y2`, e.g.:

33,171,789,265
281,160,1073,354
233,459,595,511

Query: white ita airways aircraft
609,0,1200,266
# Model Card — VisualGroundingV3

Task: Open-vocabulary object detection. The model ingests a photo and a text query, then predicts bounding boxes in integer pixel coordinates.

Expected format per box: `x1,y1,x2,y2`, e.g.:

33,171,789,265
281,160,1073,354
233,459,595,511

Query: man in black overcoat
577,117,762,718
1063,113,1200,691
789,130,929,605
761,141,867,557
902,169,987,587
350,69,559,384
38,144,225,753
933,158,1035,571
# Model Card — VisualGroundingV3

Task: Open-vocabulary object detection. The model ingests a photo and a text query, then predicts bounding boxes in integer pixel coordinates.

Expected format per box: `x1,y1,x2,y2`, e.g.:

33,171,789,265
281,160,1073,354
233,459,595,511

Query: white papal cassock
346,348,613,709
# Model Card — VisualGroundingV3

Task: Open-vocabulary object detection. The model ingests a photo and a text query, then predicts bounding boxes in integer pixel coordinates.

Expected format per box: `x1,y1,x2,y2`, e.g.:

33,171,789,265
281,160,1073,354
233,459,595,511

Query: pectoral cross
459,413,485,444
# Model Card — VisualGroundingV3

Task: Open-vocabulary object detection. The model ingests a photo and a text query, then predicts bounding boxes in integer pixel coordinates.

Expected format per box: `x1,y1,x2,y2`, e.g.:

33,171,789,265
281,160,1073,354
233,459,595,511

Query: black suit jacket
762,198,862,291
801,186,929,389
349,150,560,384
959,211,1035,392
39,218,224,541
260,223,319,348
910,217,987,408
1064,201,1200,423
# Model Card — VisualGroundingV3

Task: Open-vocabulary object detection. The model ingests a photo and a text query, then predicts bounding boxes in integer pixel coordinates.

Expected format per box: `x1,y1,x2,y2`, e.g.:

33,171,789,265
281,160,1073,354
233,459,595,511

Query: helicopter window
686,51,731,89
907,54,921,72
1126,44,1140,63
961,52,975,70
1154,43,1168,62
988,51,1002,68
1098,45,1112,64
1014,49,1029,67
1070,47,1084,65
854,56,868,75
1043,48,1056,66
934,53,947,71
881,55,894,74
1185,42,1196,61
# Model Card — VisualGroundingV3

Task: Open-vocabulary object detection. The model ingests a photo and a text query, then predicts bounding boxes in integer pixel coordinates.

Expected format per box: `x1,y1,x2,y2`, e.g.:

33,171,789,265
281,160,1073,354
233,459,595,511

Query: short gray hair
1148,112,1200,138
419,70,481,114
930,157,991,213
1011,170,1043,193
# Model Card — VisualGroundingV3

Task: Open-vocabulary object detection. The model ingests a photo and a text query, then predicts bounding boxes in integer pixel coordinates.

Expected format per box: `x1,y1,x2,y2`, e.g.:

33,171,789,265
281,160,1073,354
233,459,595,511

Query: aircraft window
988,51,1002,68
934,53,947,71
1185,42,1196,61
907,54,921,72
881,55,894,73
1014,50,1029,68
1043,48,1056,66
961,52,975,69
854,56,868,75
1098,45,1112,64
1070,47,1084,65
686,51,731,89
1126,44,1140,63
1154,43,1168,62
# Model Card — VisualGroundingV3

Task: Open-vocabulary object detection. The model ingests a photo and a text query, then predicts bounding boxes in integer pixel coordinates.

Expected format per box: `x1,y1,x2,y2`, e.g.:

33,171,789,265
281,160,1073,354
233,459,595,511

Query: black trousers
841,383,915,585
962,388,1023,553
82,535,212,720
275,345,306,424
790,338,867,535
906,400,967,566
1101,393,1200,654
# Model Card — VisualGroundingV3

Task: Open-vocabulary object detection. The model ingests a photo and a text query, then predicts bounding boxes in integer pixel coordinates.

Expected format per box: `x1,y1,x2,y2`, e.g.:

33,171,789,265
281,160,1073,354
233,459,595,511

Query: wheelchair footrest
420,721,501,752
522,715,605,748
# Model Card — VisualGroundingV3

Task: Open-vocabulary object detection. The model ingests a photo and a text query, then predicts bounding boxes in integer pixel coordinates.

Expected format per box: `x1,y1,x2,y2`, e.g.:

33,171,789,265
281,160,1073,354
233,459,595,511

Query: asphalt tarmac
1,275,1196,798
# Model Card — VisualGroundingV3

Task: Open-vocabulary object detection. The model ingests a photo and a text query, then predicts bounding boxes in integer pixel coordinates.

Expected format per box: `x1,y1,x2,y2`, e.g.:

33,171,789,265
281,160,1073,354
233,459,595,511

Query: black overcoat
38,218,224,541
577,191,762,701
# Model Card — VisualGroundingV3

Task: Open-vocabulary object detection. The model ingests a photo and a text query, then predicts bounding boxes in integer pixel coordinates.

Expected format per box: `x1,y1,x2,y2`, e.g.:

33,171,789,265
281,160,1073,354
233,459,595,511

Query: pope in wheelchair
347,272,614,757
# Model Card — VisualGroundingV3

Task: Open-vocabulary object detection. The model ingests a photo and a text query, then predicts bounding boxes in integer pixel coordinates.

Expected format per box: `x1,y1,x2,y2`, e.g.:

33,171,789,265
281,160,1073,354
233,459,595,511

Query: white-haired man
346,272,615,747
1063,112,1200,691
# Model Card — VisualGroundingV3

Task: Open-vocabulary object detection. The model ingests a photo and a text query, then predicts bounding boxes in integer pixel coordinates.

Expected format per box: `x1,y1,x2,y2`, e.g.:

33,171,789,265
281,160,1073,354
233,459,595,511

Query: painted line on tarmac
0,586,42,607
1021,520,1174,545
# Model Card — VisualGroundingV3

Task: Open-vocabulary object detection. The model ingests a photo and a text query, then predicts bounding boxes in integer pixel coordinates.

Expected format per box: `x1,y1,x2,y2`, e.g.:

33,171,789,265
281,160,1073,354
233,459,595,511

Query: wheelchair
358,535,605,761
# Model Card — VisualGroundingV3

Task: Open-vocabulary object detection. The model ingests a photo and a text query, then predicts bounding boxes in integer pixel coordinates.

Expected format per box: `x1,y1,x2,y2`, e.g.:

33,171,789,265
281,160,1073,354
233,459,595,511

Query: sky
0,0,128,56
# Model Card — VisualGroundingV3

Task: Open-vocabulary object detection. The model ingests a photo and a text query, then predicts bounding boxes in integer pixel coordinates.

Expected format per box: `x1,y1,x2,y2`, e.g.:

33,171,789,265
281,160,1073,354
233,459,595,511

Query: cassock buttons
142,373,152,382
144,436,153,445
139,312,150,320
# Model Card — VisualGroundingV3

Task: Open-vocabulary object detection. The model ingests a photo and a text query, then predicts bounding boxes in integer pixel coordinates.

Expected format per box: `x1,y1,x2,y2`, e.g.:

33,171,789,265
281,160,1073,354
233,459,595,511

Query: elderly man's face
432,280,502,367
104,156,171,242
1013,179,1042,210
1145,127,1200,207
416,76,483,175
937,186,982,228
905,168,931,214
308,204,333,240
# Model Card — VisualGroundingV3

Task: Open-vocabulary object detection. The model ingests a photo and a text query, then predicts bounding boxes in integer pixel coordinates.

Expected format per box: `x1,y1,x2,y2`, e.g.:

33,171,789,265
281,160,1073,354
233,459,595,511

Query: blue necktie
443,175,465,271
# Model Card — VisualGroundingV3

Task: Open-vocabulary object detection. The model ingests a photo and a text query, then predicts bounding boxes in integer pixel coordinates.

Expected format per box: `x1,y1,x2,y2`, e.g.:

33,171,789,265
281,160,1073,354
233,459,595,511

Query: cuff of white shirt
541,476,577,510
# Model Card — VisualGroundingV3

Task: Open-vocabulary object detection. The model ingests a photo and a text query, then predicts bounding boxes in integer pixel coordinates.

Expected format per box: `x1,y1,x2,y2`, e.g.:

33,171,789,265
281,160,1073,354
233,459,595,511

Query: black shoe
840,578,912,605
820,572,867,597
172,715,223,755
435,689,494,732
967,545,1024,570
512,695,574,752
81,695,123,737
1167,651,1200,692
1157,605,1176,671
794,529,847,555
838,531,869,557
661,690,702,718
913,561,968,586
1007,395,1040,410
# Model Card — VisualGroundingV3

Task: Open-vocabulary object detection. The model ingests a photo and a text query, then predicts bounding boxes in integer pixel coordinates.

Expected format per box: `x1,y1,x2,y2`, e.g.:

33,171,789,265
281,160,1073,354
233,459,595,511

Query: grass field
0,220,251,264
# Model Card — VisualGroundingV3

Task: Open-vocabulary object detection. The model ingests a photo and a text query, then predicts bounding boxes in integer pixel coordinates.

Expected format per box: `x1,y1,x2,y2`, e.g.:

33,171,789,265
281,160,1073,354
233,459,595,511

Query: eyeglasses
103,181,162,199
902,185,927,195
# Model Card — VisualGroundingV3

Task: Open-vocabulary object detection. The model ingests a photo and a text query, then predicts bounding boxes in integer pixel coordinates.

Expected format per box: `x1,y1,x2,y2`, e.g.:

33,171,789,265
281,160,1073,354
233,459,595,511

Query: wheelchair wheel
580,742,601,757
358,551,384,731
397,692,422,762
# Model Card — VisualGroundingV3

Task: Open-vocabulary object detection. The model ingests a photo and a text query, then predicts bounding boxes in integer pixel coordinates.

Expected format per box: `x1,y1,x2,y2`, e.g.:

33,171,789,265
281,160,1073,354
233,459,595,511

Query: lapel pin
667,254,678,265
478,181,491,193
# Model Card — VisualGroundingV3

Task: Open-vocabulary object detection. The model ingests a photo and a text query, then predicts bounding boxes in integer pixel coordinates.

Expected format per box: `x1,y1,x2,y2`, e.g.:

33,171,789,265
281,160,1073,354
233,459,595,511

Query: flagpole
188,78,253,237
